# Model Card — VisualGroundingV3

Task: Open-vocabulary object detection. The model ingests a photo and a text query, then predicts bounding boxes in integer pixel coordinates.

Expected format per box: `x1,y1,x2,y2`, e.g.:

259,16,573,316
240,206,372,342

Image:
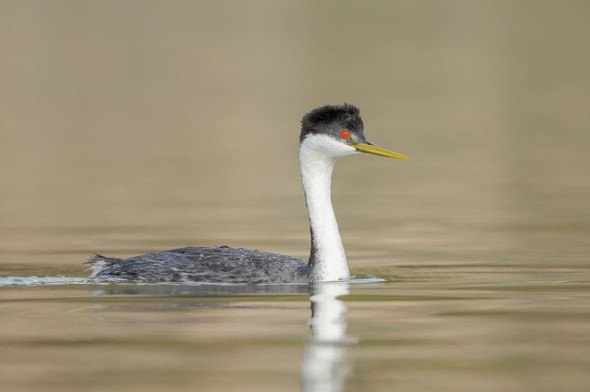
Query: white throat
299,134,357,282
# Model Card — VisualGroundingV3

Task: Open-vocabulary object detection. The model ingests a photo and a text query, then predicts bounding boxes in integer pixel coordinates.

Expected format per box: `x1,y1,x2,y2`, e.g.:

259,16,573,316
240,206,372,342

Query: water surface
1,1,589,391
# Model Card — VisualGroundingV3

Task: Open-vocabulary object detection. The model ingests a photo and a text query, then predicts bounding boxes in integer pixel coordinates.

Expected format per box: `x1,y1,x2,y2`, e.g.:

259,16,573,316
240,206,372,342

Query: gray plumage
88,246,311,284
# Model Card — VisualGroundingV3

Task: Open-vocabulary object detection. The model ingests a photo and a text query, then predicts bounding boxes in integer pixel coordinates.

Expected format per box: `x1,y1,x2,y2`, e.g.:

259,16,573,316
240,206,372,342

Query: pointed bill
350,142,408,159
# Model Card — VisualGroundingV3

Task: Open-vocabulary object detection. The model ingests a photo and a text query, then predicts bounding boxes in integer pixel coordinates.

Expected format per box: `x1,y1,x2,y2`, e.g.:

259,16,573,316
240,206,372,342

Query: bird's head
300,104,408,159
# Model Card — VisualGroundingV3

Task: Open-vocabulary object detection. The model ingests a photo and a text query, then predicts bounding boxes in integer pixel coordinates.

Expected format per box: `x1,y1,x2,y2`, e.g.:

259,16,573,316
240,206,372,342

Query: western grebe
88,104,407,283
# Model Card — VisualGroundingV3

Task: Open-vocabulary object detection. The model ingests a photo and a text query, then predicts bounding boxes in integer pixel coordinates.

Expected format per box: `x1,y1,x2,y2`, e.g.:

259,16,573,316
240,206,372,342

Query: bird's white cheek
301,134,357,159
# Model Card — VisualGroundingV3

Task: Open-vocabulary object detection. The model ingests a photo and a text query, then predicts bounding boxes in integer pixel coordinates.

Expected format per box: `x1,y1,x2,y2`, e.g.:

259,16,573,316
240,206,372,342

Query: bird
87,104,407,284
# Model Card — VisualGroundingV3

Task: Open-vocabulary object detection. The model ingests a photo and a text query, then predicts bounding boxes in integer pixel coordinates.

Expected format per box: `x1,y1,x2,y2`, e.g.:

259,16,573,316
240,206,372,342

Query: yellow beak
350,142,408,159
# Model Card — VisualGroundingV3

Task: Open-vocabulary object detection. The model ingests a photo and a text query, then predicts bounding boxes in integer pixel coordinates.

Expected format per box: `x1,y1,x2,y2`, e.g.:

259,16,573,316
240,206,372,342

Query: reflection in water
82,281,354,392
86,282,311,296
82,281,355,392
301,282,353,392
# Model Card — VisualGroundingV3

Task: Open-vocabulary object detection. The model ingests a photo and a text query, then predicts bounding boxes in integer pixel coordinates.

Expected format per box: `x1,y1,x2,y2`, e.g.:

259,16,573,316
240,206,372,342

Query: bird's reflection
301,282,354,392
87,281,355,391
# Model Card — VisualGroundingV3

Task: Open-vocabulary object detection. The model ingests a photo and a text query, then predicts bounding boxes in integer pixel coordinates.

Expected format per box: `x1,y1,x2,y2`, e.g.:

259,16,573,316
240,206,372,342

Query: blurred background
1,2,590,392
1,0,589,271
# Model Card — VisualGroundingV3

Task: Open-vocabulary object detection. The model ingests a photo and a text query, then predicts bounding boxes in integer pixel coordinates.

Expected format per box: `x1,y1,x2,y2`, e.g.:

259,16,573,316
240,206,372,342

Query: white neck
299,134,357,282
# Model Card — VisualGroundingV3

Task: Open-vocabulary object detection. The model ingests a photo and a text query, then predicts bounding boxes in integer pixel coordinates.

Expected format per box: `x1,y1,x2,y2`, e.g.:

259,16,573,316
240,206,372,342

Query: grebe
88,104,407,283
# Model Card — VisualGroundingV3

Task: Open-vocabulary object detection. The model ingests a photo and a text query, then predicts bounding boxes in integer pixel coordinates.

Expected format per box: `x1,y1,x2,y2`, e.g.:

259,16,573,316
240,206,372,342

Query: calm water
1,1,589,391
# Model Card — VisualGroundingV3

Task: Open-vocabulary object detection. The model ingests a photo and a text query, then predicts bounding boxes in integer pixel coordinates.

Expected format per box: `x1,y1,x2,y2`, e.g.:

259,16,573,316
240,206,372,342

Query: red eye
340,130,351,139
